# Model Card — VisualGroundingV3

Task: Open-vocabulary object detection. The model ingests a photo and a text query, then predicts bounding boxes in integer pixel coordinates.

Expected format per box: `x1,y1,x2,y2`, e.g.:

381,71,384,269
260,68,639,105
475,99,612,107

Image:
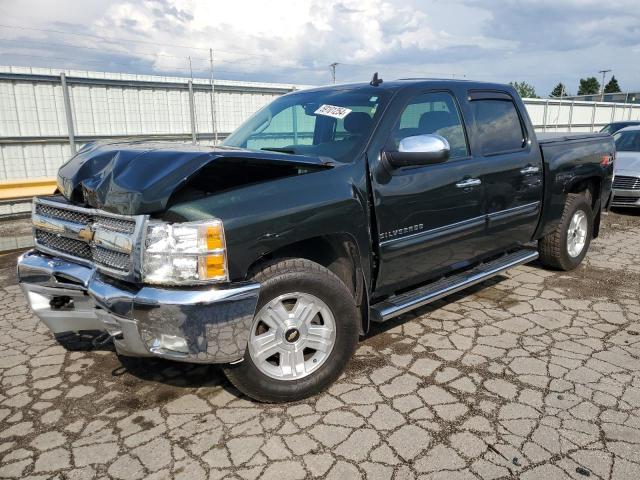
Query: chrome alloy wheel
567,209,588,257
248,292,336,380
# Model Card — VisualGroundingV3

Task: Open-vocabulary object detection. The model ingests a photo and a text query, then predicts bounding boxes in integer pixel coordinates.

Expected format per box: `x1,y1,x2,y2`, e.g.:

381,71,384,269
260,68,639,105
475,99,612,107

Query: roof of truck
296,78,514,94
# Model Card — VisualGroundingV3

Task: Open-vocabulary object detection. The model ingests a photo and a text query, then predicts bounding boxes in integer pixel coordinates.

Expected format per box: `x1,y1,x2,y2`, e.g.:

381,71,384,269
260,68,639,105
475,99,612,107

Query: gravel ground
1,209,639,480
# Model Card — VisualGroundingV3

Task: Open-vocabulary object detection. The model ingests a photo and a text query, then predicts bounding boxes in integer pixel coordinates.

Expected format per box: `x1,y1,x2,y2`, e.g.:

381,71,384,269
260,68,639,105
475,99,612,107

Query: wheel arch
567,176,602,237
246,233,371,335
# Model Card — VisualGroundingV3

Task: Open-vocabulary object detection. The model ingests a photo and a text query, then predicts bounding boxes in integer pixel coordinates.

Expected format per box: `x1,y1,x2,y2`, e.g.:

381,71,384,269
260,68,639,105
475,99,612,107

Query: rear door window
471,99,525,155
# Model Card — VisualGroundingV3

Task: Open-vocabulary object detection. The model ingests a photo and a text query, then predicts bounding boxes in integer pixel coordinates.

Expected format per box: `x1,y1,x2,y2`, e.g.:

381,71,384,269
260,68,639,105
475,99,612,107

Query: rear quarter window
471,99,525,155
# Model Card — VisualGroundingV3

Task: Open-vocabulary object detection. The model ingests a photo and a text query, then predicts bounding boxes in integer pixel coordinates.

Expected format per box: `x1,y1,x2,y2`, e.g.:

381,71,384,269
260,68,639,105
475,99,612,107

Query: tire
222,258,359,403
539,193,593,271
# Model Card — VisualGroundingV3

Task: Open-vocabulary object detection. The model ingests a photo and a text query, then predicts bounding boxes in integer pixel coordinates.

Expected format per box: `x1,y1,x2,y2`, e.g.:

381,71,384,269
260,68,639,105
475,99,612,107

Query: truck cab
18,78,614,402
365,83,544,296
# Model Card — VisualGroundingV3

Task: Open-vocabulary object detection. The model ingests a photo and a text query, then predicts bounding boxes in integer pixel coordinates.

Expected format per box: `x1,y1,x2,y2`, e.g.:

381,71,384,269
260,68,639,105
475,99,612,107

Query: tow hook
49,296,73,310
91,332,117,348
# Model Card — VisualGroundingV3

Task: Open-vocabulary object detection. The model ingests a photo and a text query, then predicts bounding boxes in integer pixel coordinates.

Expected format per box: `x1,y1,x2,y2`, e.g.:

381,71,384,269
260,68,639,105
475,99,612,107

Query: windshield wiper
261,147,296,154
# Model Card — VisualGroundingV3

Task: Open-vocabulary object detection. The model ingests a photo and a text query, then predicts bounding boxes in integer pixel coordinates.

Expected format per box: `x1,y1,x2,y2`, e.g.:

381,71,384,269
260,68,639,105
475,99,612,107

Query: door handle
456,178,482,188
520,165,540,175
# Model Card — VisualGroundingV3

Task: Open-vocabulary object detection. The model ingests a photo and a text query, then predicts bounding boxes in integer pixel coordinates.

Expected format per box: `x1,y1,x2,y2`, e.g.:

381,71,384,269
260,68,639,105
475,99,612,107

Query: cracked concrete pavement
1,209,639,480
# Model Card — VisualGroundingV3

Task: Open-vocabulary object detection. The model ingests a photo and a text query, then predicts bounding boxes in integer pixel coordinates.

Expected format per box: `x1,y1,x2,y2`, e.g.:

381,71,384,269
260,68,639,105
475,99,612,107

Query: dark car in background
600,121,640,135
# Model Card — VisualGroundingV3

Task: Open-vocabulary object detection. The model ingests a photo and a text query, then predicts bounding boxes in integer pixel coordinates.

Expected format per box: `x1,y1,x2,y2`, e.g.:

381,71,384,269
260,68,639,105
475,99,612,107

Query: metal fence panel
524,98,640,132
0,66,302,181
35,83,65,136
0,81,20,136
4,65,640,183
15,82,40,136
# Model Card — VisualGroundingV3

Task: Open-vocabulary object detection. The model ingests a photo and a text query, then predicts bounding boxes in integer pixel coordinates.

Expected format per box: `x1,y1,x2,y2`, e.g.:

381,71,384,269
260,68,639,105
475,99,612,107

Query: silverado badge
379,224,424,242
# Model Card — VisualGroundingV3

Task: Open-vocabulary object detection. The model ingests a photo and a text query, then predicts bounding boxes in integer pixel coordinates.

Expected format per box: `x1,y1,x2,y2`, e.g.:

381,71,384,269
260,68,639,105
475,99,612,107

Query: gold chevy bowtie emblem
285,329,300,343
77,227,95,242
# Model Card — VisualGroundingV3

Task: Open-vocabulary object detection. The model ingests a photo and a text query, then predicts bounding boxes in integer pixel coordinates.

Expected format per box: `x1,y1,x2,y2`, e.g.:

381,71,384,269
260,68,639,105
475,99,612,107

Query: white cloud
0,0,639,94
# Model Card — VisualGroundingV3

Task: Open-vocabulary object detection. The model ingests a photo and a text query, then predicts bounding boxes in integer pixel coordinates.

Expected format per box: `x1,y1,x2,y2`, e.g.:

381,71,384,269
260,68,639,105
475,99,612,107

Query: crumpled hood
615,151,640,174
57,141,334,215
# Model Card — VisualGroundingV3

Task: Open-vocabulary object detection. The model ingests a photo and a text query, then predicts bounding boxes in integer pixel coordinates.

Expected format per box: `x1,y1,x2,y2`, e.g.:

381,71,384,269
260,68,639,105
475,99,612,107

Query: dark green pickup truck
18,78,615,402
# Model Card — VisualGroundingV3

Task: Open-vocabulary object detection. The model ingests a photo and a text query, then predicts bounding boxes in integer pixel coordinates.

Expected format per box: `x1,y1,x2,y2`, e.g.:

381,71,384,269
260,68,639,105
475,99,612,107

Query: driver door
371,91,488,295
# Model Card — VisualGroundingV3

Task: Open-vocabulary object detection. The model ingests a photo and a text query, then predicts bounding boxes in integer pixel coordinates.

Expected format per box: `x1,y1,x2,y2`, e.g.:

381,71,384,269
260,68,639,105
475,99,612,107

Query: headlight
142,219,228,285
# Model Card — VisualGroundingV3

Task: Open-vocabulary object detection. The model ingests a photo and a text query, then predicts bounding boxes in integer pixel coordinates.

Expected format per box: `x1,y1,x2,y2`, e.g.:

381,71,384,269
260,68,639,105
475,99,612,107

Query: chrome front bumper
17,250,260,364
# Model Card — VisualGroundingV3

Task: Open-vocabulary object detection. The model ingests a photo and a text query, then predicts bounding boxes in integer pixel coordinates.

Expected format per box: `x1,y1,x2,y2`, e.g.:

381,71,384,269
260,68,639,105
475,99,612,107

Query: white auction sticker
314,104,352,119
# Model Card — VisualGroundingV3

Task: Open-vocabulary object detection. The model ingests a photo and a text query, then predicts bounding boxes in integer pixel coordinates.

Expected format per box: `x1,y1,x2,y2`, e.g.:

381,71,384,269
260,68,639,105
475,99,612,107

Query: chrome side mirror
385,134,451,168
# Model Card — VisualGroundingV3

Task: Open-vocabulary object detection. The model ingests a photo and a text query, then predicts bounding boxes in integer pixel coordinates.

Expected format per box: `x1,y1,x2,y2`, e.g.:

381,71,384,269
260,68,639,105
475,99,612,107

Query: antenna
330,62,339,84
370,72,383,87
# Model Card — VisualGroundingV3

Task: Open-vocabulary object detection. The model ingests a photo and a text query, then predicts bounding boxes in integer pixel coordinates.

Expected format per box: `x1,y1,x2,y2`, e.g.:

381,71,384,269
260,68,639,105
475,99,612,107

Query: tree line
509,76,622,99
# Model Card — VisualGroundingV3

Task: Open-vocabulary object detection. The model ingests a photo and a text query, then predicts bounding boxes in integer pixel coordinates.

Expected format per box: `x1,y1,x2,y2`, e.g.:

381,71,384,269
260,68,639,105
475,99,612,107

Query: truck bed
534,132,615,239
537,132,610,144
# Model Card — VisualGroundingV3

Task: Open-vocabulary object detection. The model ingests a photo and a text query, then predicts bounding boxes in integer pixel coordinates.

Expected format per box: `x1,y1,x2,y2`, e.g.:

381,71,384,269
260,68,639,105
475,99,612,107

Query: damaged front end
20,193,262,363
18,248,260,363
57,141,334,215
20,141,333,363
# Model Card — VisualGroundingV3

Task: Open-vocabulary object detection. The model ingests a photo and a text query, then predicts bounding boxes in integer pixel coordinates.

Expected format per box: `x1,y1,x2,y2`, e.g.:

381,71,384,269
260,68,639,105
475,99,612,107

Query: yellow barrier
0,178,57,201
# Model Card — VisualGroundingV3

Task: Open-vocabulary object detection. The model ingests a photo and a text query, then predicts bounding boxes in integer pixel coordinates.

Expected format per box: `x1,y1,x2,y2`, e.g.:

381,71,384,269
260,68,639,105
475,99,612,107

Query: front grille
35,230,92,259
35,203,91,225
94,215,136,234
32,197,142,277
92,246,131,270
612,196,639,205
613,175,640,190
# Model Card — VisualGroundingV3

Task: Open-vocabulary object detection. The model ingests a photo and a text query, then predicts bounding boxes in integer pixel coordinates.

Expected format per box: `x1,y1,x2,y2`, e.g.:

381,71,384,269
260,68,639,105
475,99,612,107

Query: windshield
223,88,389,162
614,130,640,152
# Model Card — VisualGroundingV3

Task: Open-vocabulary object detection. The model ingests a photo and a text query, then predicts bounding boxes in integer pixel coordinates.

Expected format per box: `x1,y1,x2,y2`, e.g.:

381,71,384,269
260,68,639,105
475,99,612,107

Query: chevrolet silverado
18,78,615,402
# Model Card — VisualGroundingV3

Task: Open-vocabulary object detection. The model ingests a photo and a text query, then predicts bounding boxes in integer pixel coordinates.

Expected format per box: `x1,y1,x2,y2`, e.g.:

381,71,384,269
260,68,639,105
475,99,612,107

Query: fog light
150,334,189,354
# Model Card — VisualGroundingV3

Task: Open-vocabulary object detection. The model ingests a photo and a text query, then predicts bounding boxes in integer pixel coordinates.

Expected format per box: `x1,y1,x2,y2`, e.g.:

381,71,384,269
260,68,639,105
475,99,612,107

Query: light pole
330,62,339,84
209,48,218,145
598,69,611,101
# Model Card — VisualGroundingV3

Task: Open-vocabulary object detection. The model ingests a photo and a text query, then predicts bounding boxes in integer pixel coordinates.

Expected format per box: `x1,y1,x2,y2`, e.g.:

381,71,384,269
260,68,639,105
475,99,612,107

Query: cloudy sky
0,0,639,95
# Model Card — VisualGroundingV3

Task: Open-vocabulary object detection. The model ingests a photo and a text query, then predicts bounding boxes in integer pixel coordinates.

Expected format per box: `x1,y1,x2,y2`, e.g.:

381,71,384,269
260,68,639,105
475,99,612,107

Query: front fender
165,162,372,285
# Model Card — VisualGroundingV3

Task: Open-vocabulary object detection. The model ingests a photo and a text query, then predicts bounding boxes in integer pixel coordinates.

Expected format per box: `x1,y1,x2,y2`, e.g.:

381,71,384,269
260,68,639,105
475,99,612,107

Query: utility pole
330,62,338,84
209,48,218,145
599,69,611,101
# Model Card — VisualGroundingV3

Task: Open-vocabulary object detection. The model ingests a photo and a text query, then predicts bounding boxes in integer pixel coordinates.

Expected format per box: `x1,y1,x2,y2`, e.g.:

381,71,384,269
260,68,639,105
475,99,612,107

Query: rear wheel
223,258,359,403
539,193,593,270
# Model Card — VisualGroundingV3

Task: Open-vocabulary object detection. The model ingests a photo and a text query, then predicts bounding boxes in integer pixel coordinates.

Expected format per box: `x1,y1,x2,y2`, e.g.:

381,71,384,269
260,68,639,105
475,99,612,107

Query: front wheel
539,193,593,271
223,258,359,403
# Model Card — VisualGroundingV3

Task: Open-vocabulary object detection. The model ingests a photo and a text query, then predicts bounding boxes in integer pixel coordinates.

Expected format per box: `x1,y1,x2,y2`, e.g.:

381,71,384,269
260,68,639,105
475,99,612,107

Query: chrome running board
371,249,538,322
